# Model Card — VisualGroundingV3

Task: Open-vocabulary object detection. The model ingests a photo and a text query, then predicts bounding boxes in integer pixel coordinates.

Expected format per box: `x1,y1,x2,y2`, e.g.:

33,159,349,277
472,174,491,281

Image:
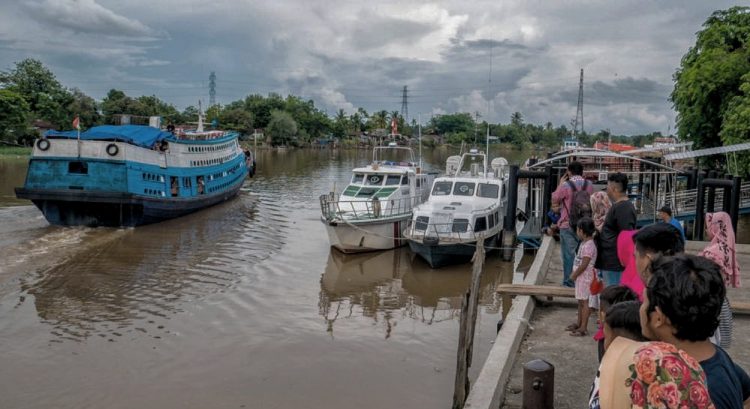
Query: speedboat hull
324,217,408,253
408,234,498,268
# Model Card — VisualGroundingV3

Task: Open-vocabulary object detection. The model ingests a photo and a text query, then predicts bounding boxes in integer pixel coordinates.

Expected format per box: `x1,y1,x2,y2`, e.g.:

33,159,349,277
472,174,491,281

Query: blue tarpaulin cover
45,125,172,148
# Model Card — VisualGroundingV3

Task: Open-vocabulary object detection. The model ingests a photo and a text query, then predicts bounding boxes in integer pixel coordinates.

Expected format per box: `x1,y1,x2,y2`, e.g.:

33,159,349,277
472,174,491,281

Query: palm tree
373,110,388,129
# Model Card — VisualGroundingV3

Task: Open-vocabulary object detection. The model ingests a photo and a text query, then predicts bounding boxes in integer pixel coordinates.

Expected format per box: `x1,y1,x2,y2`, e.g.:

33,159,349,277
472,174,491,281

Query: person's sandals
565,323,579,331
570,329,588,336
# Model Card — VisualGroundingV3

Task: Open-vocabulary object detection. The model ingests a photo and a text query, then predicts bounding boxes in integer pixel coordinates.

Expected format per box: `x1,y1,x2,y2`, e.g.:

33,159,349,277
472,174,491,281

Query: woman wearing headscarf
590,191,612,232
699,212,739,349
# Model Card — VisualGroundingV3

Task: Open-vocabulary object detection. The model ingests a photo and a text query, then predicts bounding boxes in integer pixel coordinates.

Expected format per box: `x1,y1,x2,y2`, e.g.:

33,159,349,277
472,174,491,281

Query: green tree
267,110,297,146
332,108,349,138
0,58,73,129
67,88,100,128
219,108,253,135
672,6,750,172
0,89,30,143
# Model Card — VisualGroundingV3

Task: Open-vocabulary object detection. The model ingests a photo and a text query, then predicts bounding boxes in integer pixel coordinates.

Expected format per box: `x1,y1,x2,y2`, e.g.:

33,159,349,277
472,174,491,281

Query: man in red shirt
551,161,592,287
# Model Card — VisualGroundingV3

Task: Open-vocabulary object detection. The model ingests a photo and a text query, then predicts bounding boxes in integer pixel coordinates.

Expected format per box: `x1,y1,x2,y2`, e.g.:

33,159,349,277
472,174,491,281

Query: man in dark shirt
598,172,636,286
641,254,750,409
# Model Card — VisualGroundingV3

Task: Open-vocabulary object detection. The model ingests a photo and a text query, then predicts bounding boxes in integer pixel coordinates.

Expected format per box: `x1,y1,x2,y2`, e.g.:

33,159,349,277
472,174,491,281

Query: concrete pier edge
465,236,554,409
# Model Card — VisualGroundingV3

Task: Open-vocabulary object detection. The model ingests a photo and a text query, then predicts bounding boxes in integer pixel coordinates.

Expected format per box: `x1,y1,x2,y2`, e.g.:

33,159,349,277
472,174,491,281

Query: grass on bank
0,146,32,156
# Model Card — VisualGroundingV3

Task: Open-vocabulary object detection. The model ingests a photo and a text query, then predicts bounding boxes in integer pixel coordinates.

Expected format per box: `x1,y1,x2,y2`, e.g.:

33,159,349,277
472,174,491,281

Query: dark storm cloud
0,0,741,134
23,0,162,39
555,77,671,107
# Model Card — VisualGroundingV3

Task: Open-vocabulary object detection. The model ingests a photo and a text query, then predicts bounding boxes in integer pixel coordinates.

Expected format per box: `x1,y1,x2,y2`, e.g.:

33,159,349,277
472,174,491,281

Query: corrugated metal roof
622,142,694,155
529,150,680,172
663,142,750,161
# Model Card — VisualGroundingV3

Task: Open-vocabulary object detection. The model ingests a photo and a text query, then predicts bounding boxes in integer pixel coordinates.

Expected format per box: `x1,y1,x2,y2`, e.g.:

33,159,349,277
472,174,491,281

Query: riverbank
0,146,31,156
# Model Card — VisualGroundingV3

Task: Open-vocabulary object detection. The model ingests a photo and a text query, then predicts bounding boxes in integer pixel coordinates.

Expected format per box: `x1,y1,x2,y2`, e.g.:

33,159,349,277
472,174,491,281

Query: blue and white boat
15,121,249,227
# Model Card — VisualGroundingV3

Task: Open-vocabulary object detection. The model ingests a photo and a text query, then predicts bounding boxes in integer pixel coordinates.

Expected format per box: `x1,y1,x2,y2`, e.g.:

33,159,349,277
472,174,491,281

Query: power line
573,68,584,138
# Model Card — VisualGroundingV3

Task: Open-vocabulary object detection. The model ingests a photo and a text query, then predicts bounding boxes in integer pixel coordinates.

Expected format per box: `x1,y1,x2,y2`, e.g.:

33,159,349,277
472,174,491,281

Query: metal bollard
522,359,554,409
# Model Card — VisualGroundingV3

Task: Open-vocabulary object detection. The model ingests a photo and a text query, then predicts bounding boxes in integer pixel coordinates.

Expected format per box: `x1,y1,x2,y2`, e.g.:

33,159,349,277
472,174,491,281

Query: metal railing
320,193,425,222
661,182,750,215
403,218,501,244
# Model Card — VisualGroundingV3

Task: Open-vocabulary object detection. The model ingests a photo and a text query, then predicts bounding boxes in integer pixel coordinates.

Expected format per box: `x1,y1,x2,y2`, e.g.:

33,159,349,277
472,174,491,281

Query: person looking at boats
551,161,593,287
698,212,739,350
658,205,686,243
542,201,561,240
567,217,597,337
633,223,685,285
597,173,636,286
640,254,750,409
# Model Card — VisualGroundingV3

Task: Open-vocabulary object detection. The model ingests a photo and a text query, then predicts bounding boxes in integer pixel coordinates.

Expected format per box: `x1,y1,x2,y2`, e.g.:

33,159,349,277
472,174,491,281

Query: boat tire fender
37,139,50,151
106,143,119,156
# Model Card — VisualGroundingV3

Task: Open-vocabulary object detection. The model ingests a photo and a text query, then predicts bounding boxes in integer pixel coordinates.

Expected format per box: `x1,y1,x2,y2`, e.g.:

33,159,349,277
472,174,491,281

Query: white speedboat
404,150,508,268
320,143,435,253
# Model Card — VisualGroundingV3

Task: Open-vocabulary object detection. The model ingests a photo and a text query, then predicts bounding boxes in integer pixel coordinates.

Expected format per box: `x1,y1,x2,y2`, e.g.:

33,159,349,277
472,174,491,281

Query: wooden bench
496,284,750,315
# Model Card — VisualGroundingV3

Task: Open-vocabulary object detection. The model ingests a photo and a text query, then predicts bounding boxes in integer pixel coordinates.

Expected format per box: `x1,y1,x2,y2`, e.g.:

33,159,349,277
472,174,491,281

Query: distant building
593,141,636,152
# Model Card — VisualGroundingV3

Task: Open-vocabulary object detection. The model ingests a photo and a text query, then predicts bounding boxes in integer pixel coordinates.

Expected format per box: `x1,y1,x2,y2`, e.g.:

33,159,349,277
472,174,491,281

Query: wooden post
452,238,486,409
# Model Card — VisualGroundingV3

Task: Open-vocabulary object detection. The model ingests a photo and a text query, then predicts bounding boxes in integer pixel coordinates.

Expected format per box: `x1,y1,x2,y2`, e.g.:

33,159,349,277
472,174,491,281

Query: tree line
0,51,692,151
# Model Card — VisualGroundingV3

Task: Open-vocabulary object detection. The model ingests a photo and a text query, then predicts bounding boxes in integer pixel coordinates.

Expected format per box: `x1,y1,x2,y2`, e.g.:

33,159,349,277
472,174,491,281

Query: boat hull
15,180,243,227
324,217,408,253
407,234,498,269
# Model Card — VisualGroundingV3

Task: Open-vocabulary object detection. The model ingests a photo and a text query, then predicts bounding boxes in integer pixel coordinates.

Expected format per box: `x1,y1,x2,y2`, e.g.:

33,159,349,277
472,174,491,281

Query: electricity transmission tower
209,71,216,107
573,68,584,138
400,86,408,123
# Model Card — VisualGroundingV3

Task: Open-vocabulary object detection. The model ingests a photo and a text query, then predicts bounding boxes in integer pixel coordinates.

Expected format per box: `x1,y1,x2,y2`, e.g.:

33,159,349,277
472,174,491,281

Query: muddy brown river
0,148,536,409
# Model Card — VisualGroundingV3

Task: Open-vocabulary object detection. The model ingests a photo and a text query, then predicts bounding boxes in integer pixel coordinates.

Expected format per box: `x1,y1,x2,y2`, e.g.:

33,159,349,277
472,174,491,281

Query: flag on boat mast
74,115,81,157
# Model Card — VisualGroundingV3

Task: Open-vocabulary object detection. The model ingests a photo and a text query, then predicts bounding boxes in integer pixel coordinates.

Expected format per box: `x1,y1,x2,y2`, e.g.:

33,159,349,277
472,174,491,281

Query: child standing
567,217,597,336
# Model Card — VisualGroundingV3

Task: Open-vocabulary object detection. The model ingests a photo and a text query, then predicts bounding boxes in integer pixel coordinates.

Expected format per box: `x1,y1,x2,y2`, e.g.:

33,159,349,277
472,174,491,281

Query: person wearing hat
658,205,686,242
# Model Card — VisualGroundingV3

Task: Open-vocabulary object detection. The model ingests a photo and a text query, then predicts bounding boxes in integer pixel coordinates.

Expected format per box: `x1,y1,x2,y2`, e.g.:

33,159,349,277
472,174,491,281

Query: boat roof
529,149,681,172
433,176,502,184
352,165,412,174
45,125,173,149
622,142,693,155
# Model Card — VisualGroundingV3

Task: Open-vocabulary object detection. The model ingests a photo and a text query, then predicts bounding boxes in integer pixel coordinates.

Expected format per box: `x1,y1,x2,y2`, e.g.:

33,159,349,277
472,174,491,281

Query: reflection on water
320,248,518,339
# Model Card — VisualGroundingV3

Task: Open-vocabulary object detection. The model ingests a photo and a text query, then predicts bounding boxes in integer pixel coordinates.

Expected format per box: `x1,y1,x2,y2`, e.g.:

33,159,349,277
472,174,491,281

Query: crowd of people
546,161,749,409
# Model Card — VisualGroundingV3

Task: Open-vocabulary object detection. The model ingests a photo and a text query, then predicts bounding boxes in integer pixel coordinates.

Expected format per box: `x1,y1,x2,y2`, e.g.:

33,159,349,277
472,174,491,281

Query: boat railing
403,218,499,244
320,194,424,222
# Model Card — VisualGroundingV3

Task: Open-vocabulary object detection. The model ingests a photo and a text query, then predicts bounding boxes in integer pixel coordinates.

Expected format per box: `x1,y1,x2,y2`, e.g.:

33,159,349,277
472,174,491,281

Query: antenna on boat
197,100,205,132
418,113,422,171
485,38,493,176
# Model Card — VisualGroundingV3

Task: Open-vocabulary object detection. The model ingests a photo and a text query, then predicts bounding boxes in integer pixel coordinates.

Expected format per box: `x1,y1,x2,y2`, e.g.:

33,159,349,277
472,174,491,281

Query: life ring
37,139,50,151
106,143,119,156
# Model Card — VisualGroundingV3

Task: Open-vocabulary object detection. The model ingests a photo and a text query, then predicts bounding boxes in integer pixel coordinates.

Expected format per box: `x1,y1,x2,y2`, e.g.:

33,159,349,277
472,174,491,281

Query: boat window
68,161,88,174
385,175,401,185
453,182,475,196
452,219,469,233
355,187,378,197
401,175,409,185
415,216,429,231
416,177,422,188
475,216,487,232
488,213,495,228
477,183,499,198
183,177,192,188
365,174,384,186
432,181,453,196
351,173,365,184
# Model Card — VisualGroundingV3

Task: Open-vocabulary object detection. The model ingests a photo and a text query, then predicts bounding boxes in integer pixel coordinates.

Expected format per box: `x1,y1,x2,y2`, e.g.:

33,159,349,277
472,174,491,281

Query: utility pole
573,68,584,138
400,86,409,124
209,71,216,108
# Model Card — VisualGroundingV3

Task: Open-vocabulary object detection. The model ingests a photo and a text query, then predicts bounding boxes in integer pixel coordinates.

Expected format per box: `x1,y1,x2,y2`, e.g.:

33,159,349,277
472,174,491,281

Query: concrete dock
465,238,750,409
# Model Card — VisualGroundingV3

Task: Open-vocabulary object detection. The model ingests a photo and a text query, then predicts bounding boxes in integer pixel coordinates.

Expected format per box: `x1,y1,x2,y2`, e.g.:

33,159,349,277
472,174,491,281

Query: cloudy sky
0,0,740,134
